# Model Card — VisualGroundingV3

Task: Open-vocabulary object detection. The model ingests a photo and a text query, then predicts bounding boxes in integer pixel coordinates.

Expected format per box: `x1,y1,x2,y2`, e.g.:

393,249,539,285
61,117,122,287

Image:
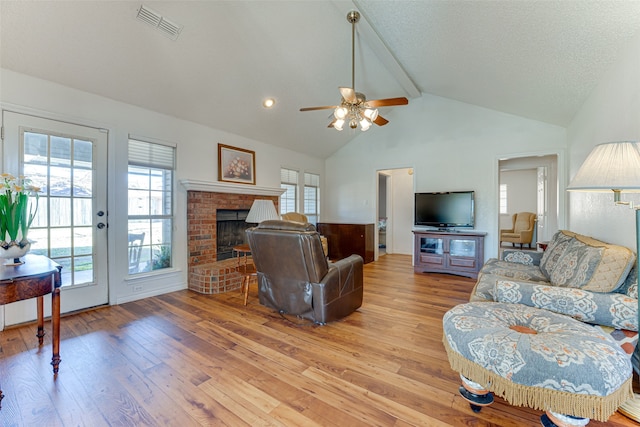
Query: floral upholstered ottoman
442,302,633,426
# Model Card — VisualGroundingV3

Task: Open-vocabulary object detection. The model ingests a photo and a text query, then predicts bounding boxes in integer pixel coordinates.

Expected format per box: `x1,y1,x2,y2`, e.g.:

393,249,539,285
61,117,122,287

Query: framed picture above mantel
218,143,256,185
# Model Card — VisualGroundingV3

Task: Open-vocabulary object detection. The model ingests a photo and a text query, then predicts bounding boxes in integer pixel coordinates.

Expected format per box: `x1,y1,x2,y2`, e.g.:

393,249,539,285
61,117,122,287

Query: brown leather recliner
246,220,363,324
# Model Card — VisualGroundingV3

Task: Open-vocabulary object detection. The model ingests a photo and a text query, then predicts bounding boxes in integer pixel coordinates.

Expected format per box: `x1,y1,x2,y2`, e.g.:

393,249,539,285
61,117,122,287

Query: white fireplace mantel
180,179,285,197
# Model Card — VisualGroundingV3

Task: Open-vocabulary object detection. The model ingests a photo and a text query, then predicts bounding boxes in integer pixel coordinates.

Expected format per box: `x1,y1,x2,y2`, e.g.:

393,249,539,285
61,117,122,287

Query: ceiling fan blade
373,115,389,126
300,105,338,112
367,97,409,108
327,119,337,128
339,87,357,104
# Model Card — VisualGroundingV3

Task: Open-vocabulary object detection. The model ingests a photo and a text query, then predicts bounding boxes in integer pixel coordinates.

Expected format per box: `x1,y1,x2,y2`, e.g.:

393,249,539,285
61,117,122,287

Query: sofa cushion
480,258,548,282
470,258,548,302
501,250,543,266
494,279,638,331
469,258,547,301
540,230,635,292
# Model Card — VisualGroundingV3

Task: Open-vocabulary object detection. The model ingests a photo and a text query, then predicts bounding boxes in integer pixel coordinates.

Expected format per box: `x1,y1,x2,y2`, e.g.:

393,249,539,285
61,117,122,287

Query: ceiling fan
300,10,409,131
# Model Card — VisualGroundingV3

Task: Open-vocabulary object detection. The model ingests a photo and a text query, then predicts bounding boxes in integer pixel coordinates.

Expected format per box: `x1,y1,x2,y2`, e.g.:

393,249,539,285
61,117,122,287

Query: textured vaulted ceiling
2,1,640,159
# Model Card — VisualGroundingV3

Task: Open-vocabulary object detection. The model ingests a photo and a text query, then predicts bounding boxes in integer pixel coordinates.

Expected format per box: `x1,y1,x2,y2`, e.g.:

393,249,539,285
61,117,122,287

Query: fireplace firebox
216,209,253,260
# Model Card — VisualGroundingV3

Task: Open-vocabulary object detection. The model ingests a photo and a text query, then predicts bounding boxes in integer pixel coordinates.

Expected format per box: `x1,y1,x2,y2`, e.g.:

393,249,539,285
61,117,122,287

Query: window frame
127,138,176,275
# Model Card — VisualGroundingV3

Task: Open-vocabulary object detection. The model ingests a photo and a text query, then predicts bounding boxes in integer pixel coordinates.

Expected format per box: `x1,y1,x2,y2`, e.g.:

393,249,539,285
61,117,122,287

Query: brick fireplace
182,180,282,294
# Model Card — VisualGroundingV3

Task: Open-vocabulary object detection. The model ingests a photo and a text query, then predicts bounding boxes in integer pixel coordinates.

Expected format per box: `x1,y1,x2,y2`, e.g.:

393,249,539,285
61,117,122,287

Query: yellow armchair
500,212,536,249
281,212,327,255
281,212,308,223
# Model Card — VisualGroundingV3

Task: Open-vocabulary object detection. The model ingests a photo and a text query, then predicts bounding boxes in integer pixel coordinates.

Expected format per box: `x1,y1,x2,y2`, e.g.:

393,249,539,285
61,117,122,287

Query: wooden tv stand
413,230,486,279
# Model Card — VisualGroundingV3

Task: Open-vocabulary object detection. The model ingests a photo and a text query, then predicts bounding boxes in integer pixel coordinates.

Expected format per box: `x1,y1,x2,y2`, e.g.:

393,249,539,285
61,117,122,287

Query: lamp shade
246,199,279,223
567,141,640,192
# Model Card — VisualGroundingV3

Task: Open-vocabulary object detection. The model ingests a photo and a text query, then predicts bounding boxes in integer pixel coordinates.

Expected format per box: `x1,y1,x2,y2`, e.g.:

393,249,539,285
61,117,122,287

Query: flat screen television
414,191,475,229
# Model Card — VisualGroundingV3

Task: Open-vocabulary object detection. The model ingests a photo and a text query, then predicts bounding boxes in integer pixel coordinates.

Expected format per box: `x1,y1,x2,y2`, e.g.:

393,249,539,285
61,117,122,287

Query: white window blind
128,138,175,170
281,168,298,184
280,167,299,214
304,172,320,225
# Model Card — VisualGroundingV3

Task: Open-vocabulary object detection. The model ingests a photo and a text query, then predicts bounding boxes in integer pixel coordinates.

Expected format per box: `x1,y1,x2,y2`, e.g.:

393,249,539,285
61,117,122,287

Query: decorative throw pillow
617,265,638,299
539,231,573,279
547,241,603,289
540,230,635,293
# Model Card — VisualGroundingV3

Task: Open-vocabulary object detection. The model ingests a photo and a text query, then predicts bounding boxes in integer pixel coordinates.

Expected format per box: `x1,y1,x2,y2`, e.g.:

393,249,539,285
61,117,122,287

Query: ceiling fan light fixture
334,106,348,120
363,108,378,121
334,119,345,131
360,118,371,131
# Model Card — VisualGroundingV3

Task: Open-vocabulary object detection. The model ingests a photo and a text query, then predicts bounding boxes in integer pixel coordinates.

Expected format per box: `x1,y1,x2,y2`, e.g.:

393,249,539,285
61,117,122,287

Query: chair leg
241,275,250,306
243,275,250,306
242,273,257,306
239,276,246,295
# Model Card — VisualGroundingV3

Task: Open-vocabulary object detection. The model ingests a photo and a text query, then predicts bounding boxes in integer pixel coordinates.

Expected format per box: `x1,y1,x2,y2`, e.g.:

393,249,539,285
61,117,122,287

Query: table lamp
246,199,279,224
566,140,640,421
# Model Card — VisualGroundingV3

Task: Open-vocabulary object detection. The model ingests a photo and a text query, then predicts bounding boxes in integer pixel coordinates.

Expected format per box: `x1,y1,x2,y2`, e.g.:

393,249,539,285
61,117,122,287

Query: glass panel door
420,237,443,255
2,111,108,327
450,239,476,257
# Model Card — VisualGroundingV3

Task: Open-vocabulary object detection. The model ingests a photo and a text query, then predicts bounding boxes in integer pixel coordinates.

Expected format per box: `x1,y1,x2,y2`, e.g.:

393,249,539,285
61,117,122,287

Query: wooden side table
239,264,257,306
0,254,62,409
233,244,256,305
537,241,550,252
232,244,252,267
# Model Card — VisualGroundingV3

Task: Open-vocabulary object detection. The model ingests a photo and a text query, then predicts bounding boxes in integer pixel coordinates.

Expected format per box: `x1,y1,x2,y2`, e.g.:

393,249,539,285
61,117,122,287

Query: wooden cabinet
317,223,375,264
413,230,486,279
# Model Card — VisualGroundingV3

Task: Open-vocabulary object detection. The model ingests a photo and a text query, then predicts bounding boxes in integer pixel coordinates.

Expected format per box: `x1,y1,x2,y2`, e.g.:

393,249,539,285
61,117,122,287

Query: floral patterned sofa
470,230,639,354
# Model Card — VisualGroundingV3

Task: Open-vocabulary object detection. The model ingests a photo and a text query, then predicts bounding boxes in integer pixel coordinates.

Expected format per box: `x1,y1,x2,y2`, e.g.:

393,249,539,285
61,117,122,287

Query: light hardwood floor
0,254,637,426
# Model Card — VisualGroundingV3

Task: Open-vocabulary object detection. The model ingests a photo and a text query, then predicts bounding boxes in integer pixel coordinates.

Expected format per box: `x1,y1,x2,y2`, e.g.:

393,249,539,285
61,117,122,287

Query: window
280,168,298,215
304,172,320,225
23,131,95,287
128,138,175,274
499,184,508,214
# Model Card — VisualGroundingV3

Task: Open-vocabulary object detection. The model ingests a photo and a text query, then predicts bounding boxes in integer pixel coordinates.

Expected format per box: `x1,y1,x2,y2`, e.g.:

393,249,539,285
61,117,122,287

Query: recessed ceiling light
263,98,275,108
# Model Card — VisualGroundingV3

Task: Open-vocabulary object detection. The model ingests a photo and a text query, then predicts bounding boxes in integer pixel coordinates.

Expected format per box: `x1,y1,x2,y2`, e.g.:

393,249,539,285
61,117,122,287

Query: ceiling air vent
136,5,182,40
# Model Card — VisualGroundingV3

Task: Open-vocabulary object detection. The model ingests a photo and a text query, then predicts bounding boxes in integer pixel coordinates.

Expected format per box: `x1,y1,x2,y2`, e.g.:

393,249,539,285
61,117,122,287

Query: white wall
502,169,537,215
325,94,566,260
567,32,640,250
499,169,537,231
387,168,413,255
0,69,324,307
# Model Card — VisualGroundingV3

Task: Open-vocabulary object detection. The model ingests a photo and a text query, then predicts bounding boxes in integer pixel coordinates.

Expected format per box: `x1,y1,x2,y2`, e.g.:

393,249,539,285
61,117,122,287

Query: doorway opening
498,154,559,252
376,168,414,260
